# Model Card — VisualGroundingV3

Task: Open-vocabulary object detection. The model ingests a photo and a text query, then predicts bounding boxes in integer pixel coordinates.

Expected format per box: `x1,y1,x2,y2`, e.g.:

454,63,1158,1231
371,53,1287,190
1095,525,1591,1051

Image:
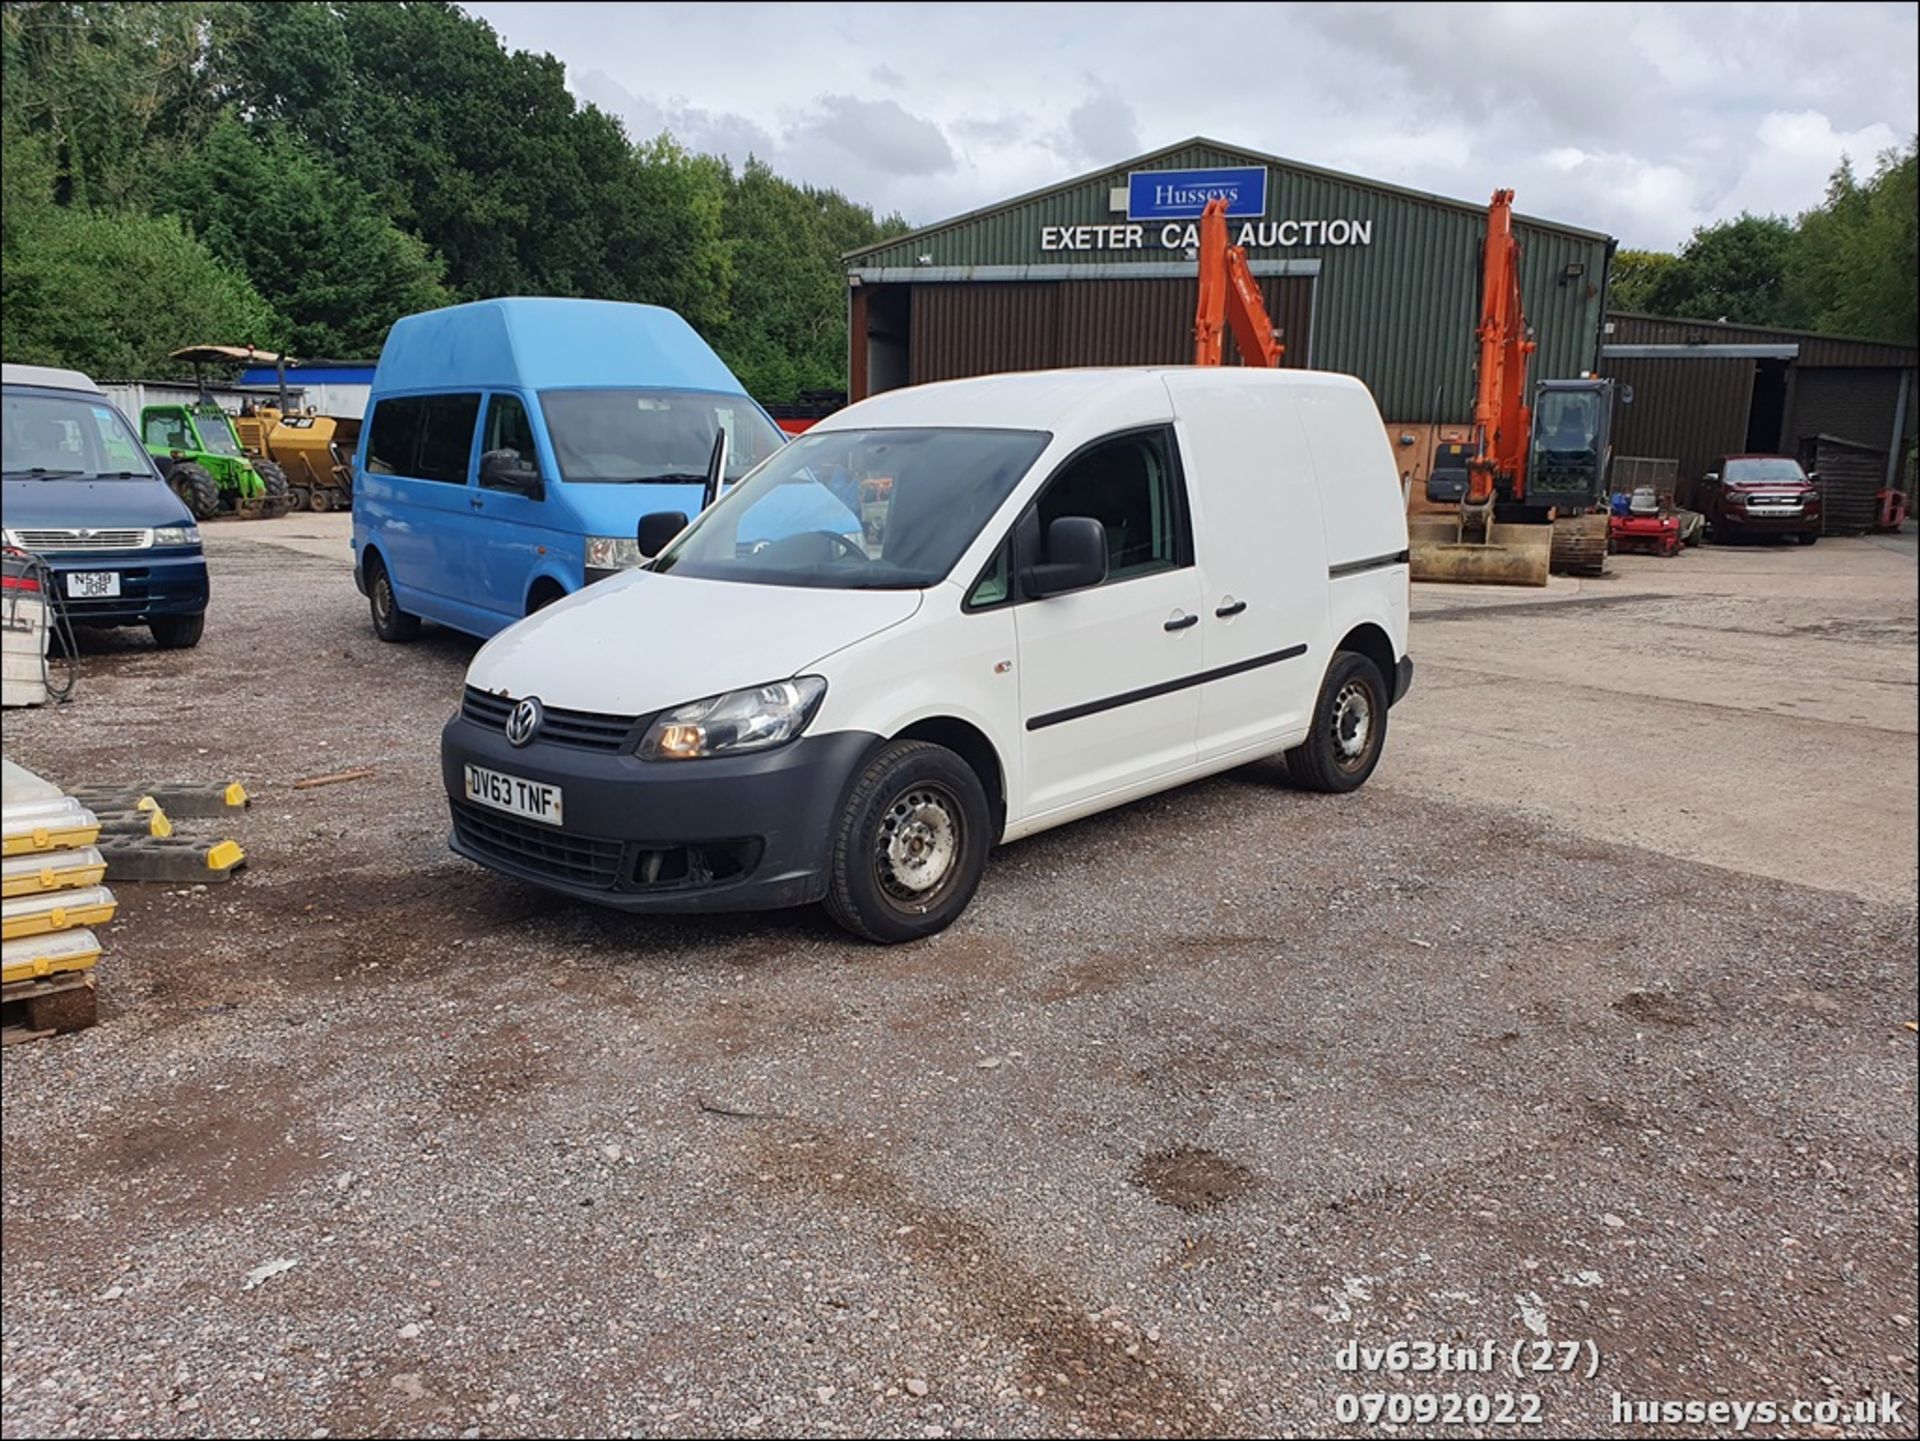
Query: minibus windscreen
653,427,1050,589
540,389,786,484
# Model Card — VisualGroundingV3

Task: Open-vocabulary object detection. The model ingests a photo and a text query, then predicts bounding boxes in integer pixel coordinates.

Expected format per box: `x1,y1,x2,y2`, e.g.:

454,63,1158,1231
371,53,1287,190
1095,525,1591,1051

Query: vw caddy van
353,297,829,641
442,367,1413,943
2,363,210,648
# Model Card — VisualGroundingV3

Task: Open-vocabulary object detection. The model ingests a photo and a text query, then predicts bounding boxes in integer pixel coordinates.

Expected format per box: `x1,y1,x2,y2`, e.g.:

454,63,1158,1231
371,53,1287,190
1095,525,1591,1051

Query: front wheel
1285,651,1389,794
366,554,421,643
824,740,992,944
168,462,221,521
150,613,205,650
1796,530,1819,546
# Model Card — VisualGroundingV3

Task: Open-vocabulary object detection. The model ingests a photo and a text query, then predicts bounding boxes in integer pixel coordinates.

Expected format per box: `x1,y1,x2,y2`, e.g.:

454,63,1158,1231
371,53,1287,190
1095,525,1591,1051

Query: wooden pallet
1,971,97,1044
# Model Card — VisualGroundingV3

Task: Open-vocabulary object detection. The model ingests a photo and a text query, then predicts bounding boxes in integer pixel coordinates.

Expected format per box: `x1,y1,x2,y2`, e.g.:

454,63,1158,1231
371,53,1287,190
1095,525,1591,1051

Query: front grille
450,801,624,890
460,686,637,751
1743,494,1803,511
13,528,151,553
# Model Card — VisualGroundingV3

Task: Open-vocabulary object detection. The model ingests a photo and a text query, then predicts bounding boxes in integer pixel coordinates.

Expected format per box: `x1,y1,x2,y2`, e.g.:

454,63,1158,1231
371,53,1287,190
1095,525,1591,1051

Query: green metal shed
843,137,1615,428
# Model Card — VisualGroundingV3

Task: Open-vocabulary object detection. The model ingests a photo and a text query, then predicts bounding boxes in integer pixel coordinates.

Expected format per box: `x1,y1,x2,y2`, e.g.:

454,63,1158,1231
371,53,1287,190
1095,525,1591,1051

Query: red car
1696,455,1822,545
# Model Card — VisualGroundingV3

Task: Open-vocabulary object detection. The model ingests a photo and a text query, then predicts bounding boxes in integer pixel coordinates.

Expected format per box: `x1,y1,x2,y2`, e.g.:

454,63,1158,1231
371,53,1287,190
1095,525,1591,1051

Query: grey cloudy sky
466,1,1917,250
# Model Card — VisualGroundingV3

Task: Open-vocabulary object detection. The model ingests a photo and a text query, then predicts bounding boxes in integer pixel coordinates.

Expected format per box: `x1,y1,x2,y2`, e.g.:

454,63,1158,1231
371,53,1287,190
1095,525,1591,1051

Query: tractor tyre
168,463,221,521
254,461,293,518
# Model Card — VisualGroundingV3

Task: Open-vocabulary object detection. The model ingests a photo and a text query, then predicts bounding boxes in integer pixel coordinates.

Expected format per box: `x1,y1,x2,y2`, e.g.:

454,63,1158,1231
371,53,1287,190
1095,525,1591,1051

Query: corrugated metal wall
849,141,1612,421
907,277,1314,383
1791,368,1905,451
1607,313,1917,371
1602,356,1755,491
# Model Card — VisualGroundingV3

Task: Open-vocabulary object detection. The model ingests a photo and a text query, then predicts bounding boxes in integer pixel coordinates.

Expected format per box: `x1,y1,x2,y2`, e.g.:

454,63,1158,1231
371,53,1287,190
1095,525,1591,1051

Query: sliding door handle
1215,599,1248,618
1164,613,1198,632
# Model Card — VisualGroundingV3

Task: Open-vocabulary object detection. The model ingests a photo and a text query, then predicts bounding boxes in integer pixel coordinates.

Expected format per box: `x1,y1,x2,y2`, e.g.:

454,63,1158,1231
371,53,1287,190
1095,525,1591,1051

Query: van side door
1166,375,1332,763
467,391,554,622
1012,427,1204,818
358,392,481,622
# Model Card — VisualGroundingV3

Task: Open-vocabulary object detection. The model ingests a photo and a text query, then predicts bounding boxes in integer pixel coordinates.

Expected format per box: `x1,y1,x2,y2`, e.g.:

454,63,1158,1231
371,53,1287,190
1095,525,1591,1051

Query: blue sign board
1126,166,1268,221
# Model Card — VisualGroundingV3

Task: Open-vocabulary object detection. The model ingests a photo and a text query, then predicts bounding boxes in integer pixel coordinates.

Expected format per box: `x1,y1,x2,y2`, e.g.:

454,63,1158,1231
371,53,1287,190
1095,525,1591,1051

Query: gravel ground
2,528,1916,1439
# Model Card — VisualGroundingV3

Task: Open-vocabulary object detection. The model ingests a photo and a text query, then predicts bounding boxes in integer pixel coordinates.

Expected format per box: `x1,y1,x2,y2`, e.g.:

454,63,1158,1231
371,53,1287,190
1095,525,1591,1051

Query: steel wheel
1331,679,1374,774
872,781,967,914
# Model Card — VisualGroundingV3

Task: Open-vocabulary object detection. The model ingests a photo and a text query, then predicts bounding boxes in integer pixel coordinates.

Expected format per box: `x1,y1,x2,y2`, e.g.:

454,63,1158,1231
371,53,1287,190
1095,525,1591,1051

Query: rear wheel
309,485,333,512
168,463,221,521
824,740,991,943
290,484,312,511
1285,651,1389,794
149,613,205,650
366,554,421,643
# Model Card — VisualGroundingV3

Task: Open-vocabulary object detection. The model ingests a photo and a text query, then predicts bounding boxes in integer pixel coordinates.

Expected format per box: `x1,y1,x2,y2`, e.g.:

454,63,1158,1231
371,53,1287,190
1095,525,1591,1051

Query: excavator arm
1193,198,1284,367
1462,188,1536,531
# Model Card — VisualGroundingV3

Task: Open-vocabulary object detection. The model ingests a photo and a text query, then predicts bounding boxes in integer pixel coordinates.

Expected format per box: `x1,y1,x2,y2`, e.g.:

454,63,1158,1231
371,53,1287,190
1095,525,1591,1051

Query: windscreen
539,388,785,484
1725,458,1807,483
1532,389,1602,458
1,389,152,479
193,409,243,456
653,426,1050,590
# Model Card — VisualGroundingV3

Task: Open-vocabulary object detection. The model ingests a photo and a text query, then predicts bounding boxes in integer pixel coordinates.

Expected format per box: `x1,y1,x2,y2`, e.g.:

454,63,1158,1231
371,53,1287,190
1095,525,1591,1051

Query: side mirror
1020,516,1108,598
1805,470,1819,484
479,448,542,498
637,510,689,559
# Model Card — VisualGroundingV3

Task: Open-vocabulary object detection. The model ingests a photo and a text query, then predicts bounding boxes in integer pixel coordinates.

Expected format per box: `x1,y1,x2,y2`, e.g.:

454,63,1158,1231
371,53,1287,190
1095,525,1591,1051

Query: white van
442,368,1412,942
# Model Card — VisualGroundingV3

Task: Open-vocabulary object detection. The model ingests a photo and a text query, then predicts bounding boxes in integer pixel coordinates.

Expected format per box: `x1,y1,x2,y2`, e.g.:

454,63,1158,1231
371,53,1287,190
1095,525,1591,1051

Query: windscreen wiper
1,468,87,480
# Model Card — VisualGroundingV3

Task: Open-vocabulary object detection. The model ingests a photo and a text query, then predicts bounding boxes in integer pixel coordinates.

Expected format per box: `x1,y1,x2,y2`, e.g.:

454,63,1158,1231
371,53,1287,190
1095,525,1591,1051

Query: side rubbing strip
1329,549,1411,579
1026,644,1308,731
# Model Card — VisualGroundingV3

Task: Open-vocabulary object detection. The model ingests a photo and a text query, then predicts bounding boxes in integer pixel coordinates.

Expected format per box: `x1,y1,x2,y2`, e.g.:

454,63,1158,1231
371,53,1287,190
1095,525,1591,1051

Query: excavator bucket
1407,516,1553,586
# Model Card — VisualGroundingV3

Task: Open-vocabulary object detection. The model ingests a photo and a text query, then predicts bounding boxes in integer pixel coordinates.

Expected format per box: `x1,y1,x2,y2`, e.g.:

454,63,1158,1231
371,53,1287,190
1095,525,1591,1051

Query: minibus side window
365,397,417,476
414,393,482,484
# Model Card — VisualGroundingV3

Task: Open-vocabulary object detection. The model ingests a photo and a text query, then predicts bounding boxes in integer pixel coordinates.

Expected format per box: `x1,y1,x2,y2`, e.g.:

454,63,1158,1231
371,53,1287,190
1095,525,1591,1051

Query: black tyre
1285,651,1389,794
149,613,205,650
169,463,221,521
366,553,421,642
309,485,333,512
254,460,291,513
1796,530,1819,546
824,740,992,944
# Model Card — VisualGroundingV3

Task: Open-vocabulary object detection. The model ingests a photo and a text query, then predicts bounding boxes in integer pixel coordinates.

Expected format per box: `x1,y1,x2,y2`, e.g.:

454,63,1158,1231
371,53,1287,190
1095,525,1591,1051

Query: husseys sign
1039,165,1374,252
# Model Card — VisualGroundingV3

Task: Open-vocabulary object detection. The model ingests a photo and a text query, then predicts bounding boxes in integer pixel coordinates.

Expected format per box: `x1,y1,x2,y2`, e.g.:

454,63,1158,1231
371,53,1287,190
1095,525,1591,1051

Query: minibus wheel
825,740,991,943
366,554,421,643
1286,651,1388,793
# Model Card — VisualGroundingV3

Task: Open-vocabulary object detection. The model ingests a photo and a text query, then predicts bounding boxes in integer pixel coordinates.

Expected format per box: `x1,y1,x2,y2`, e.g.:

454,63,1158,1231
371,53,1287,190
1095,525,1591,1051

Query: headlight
152,524,200,547
585,535,644,571
638,677,827,760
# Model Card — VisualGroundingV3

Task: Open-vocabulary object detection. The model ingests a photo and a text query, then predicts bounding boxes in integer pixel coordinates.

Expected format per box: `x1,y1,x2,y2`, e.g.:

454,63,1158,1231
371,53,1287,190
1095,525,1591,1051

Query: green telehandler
139,348,292,520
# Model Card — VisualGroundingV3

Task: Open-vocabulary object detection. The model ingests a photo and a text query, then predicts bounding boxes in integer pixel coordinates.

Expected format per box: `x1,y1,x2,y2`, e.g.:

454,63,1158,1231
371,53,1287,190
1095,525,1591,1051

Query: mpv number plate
66,571,120,598
464,764,563,826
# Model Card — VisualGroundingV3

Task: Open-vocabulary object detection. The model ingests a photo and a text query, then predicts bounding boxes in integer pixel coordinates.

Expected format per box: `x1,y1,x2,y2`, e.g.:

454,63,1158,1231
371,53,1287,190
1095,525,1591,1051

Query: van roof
818,366,1370,434
2,362,103,395
371,298,747,397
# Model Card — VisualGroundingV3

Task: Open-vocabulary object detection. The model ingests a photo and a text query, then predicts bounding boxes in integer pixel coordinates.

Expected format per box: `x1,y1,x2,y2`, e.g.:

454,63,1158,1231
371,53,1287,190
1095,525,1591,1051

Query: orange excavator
1408,189,1615,585
1192,197,1284,367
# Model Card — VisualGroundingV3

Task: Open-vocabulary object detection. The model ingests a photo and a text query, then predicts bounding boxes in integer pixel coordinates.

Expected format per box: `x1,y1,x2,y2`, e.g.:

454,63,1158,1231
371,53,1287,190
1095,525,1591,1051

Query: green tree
1644,214,1802,326
1,201,280,376
1607,249,1675,313
1788,142,1917,343
712,158,912,401
162,113,451,356
1,1,223,209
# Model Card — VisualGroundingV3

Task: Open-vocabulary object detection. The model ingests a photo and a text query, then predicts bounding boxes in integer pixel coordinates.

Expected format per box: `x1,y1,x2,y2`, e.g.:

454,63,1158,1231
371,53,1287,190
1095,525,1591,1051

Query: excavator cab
1527,379,1613,515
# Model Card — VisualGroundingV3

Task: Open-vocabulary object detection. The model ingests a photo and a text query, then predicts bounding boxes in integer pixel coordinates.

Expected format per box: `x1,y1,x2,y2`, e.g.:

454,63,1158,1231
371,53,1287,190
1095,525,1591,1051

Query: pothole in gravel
1132,1146,1257,1212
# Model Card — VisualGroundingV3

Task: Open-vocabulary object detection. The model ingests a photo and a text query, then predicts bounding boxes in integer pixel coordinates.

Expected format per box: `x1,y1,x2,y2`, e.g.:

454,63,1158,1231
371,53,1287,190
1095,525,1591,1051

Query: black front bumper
440,712,879,913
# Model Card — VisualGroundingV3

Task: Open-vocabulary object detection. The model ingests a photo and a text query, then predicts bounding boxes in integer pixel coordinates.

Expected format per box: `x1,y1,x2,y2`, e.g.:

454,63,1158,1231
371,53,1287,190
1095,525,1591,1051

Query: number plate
463,764,564,826
66,571,121,598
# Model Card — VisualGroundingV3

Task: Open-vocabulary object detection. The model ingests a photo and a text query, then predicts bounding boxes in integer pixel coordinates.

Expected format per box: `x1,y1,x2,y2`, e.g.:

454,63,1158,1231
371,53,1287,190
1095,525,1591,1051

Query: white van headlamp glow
585,535,645,571
639,677,828,760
